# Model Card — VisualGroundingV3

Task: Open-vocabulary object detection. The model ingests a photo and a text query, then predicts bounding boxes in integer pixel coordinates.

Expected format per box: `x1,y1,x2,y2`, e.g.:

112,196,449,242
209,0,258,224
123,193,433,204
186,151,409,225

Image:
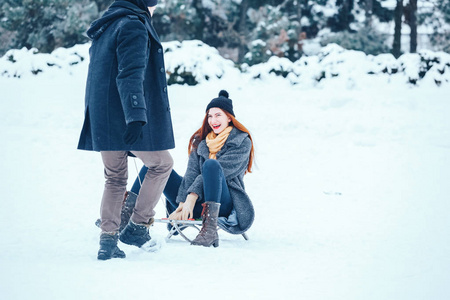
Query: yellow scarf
206,126,233,159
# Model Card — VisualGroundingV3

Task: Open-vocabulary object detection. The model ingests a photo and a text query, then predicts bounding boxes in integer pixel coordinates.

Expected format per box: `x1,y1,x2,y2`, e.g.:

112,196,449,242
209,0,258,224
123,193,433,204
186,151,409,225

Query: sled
154,218,249,243
132,159,249,243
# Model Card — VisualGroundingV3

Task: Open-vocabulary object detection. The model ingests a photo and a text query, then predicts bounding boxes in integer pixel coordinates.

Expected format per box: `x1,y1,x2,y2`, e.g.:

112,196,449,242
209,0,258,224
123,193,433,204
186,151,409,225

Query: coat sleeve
217,137,252,181
176,150,204,203
115,17,149,125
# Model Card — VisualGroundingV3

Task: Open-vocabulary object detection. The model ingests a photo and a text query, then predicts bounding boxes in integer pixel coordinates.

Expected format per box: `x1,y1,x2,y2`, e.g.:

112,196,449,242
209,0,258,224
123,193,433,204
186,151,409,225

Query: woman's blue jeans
131,159,233,218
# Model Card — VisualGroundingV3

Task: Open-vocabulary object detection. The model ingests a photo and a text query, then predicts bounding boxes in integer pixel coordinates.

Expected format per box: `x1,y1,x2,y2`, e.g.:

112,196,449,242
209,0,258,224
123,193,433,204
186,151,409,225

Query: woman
122,90,255,247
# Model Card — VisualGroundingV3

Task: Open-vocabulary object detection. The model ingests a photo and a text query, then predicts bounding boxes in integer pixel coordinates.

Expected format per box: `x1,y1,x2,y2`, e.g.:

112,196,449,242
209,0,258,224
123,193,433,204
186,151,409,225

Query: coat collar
143,19,161,44
197,127,248,159
87,0,160,44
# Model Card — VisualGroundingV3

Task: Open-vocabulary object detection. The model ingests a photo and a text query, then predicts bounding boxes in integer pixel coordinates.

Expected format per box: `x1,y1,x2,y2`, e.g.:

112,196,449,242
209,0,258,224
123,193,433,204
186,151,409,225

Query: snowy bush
1,40,449,87
0,44,89,78
163,40,235,85
244,39,272,66
0,40,235,84
245,43,450,87
399,50,450,86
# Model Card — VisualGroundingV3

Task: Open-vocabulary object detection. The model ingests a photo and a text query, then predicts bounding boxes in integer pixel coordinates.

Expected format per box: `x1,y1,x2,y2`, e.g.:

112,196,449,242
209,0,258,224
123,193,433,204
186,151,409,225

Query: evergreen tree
364,0,373,26
0,0,98,53
436,0,450,52
152,0,202,41
328,0,355,32
320,26,390,55
191,0,205,40
93,0,112,12
419,0,450,53
299,0,326,38
237,0,250,62
357,0,393,23
0,0,447,61
441,0,450,24
245,0,312,63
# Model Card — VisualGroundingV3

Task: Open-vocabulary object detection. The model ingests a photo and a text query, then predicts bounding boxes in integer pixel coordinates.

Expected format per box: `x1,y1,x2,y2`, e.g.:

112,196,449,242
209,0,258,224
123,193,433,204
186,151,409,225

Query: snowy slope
0,43,450,300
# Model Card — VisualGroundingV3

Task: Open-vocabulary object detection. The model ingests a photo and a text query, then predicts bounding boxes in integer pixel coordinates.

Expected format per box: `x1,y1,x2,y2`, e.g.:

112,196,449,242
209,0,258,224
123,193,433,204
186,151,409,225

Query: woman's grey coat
176,127,255,234
78,0,175,151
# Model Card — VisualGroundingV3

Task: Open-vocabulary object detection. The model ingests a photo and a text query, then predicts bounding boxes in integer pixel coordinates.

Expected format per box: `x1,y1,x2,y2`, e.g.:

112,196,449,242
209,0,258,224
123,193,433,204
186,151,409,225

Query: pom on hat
218,90,229,98
206,90,235,117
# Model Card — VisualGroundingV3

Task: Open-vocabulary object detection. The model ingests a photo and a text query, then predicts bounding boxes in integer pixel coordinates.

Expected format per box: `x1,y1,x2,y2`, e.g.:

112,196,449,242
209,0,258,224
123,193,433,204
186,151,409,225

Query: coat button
158,48,162,53
132,95,137,99
160,67,164,73
133,101,138,105
163,87,167,93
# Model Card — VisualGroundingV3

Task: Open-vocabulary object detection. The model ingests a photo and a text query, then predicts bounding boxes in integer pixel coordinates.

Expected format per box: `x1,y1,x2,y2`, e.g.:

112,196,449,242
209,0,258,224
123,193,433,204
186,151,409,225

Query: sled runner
154,218,249,243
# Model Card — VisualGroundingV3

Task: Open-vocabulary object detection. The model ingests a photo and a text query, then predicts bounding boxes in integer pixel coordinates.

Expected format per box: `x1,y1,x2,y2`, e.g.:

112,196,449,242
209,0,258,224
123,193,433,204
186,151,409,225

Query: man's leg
119,150,173,248
130,150,173,224
100,151,128,233
98,151,127,259
129,167,181,214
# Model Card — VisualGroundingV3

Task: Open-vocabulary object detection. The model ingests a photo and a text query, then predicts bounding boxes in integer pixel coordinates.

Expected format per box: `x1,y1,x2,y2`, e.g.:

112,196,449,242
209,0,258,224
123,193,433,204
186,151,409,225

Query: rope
133,158,143,189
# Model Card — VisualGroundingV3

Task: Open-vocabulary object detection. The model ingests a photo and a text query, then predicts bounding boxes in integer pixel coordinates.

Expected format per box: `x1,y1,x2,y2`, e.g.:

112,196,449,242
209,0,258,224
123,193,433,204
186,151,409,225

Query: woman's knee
202,159,221,173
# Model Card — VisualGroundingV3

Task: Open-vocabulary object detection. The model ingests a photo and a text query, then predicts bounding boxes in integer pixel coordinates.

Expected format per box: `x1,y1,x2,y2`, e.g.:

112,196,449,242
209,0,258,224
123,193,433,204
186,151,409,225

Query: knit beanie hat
145,0,158,6
206,90,235,117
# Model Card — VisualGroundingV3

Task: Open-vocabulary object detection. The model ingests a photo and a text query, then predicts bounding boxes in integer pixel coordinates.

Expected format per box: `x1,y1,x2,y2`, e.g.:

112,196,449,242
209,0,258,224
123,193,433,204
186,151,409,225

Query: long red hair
188,111,255,174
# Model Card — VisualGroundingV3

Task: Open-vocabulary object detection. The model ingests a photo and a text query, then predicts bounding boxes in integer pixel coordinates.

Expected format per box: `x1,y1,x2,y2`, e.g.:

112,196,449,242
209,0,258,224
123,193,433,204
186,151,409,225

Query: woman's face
208,107,231,134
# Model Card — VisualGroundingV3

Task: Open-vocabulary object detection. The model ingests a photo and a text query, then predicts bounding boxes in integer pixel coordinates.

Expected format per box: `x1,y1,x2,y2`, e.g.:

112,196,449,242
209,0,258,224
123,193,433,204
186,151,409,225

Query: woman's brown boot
191,202,221,247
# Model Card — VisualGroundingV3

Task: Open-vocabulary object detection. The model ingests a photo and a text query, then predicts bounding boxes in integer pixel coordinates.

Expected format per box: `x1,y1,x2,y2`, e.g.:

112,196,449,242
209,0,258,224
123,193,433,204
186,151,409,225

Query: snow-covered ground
1,43,450,299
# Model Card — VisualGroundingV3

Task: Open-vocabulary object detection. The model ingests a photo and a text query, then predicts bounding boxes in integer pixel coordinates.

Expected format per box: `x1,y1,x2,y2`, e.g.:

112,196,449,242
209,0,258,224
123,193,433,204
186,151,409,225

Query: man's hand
123,121,144,145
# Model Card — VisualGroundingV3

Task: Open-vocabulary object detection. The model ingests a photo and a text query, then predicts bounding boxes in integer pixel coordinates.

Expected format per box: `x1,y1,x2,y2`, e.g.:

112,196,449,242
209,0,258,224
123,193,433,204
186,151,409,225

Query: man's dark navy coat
78,0,175,151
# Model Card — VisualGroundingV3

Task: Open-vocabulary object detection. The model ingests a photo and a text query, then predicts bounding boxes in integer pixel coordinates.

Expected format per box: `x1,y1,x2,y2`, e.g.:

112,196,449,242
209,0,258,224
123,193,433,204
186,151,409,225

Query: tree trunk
409,0,417,53
237,0,249,63
192,0,205,41
290,0,304,60
365,0,373,27
341,0,353,30
296,0,303,36
393,0,403,58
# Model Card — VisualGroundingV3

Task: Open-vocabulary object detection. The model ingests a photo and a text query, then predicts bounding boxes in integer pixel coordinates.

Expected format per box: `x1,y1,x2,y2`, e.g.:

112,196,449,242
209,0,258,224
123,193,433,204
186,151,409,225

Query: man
77,0,175,260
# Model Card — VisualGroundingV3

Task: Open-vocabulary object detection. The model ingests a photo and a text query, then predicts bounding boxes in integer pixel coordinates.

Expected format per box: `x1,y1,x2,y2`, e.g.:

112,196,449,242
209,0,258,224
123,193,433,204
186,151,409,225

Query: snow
312,0,338,18
380,0,402,9
1,41,450,299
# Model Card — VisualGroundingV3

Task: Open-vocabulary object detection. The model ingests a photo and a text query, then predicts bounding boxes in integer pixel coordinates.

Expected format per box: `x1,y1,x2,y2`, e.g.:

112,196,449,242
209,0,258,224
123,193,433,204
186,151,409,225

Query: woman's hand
181,193,198,220
168,203,184,220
